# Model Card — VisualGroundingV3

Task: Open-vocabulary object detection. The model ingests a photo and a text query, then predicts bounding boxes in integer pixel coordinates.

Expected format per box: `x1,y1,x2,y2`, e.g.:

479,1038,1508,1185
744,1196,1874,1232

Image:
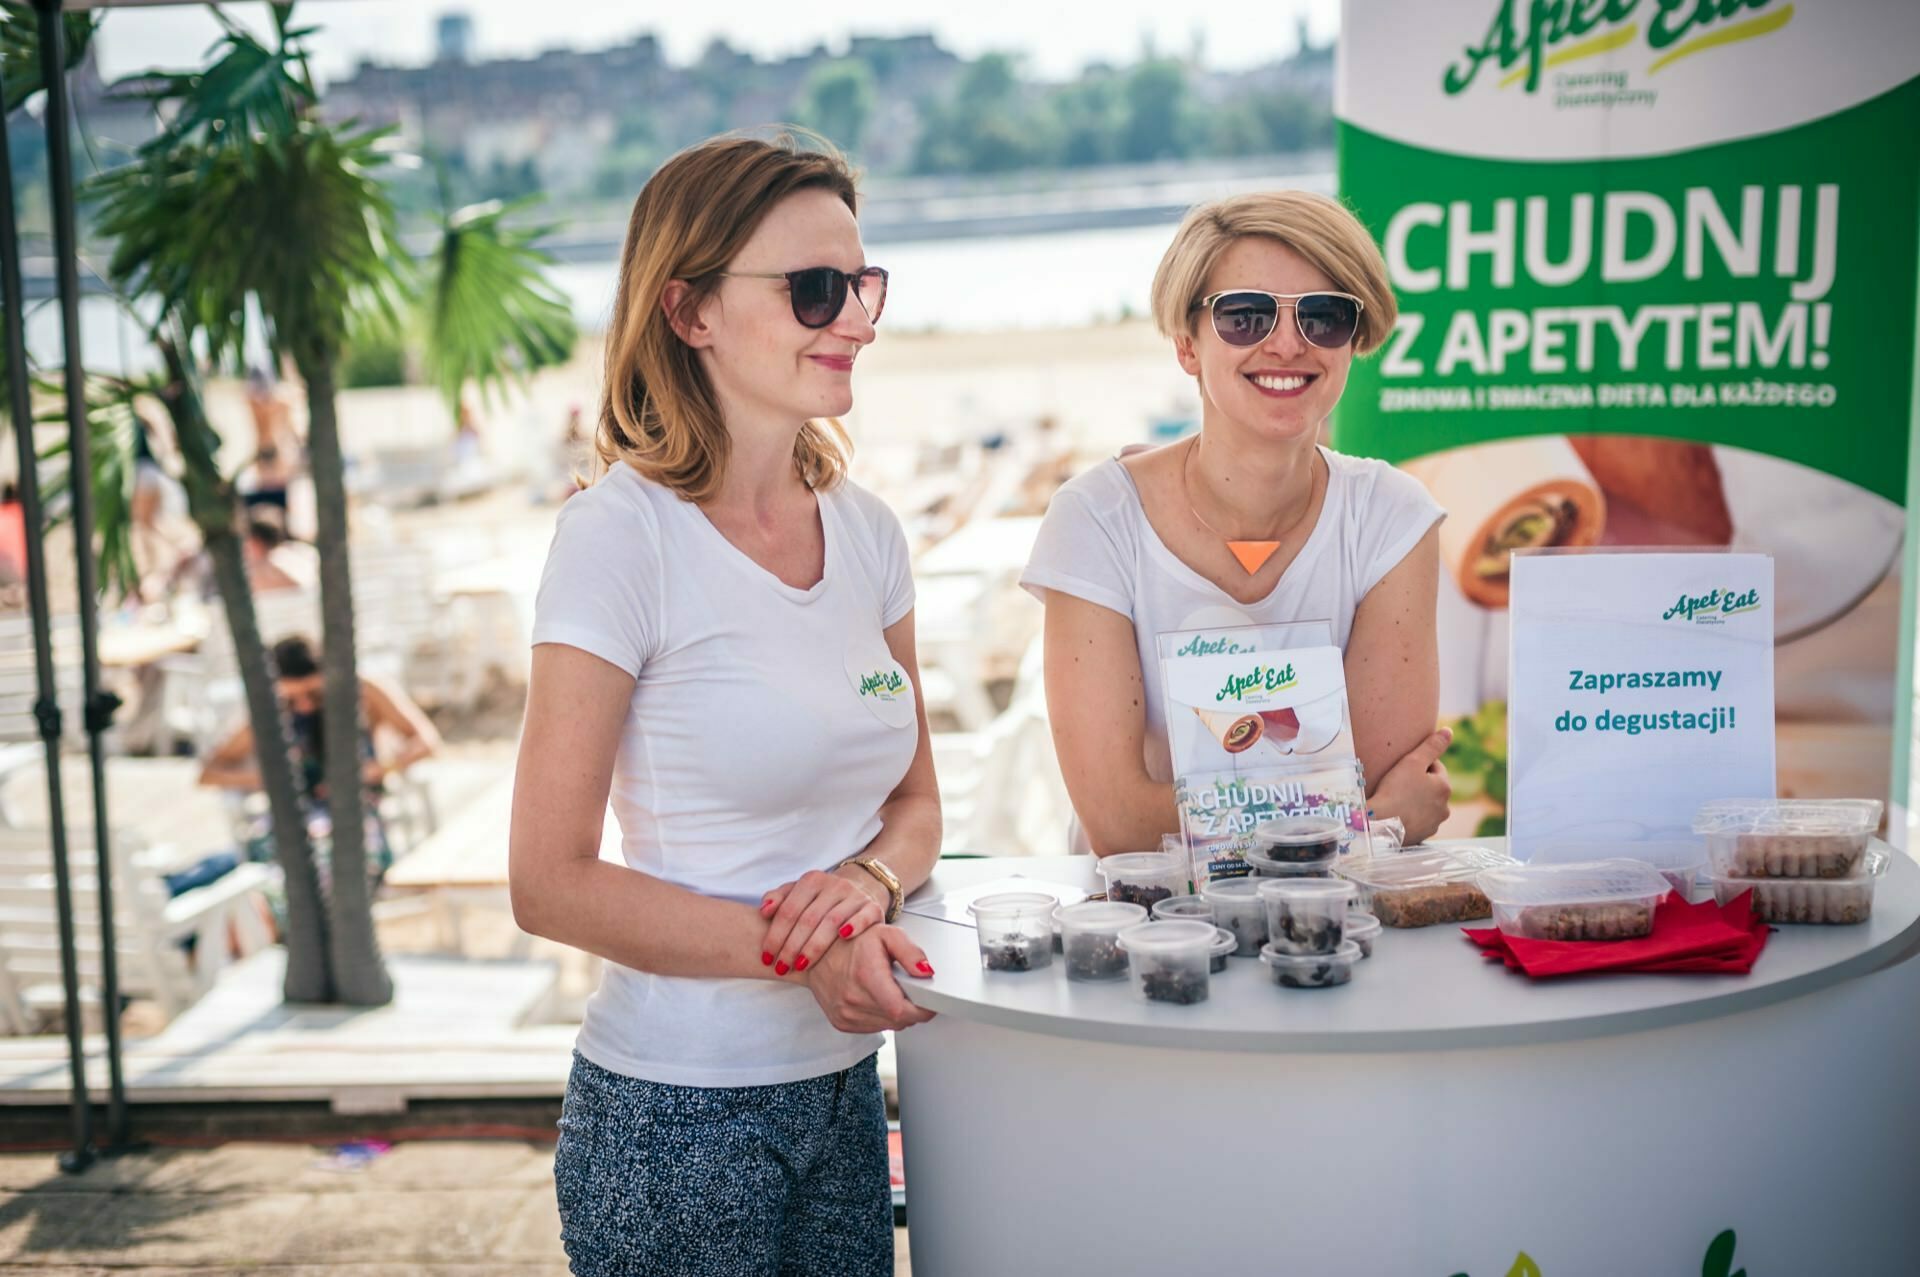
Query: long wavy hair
594,129,858,500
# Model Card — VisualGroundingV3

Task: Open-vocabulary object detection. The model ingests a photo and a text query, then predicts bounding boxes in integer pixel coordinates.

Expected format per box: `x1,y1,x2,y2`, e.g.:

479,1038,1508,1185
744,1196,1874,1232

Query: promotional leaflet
1158,623,1373,883
1507,549,1776,856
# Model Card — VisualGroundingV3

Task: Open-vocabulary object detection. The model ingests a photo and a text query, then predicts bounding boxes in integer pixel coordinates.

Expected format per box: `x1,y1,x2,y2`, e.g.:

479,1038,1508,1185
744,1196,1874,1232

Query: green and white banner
1334,0,1920,840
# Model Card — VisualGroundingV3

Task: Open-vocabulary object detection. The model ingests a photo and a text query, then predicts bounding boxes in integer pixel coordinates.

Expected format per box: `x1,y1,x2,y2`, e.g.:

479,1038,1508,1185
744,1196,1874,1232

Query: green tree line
802,52,1330,175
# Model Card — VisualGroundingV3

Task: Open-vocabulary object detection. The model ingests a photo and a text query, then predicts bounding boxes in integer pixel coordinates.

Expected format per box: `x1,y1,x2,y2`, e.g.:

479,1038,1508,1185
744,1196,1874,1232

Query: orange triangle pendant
1227,541,1281,574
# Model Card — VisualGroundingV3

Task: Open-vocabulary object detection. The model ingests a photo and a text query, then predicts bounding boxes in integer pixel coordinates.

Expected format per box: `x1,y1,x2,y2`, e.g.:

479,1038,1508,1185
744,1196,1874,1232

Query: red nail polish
761,952,773,966
795,955,809,972
840,923,854,938
761,899,776,913
916,961,933,975
774,961,789,976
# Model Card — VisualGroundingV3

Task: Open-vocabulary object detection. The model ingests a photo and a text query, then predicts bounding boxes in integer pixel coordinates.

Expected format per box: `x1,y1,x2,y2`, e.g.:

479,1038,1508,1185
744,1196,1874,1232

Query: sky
89,0,1343,85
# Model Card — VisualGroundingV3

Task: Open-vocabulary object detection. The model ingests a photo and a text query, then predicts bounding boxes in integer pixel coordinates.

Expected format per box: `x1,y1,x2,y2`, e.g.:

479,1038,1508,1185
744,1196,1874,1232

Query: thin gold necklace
1180,435,1318,576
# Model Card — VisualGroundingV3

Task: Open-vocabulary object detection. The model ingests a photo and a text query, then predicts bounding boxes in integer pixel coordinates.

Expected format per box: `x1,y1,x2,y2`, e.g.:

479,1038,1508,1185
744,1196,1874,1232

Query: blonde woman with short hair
509,131,939,1275
1022,191,1454,855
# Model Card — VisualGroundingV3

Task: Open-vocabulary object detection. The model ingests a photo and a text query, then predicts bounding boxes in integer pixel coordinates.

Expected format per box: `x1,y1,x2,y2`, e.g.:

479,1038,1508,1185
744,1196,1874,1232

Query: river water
42,217,1236,377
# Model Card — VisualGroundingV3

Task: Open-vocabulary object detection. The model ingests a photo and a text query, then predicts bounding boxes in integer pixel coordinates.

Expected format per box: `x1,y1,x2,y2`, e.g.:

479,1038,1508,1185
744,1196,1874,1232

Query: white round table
893,843,1920,1275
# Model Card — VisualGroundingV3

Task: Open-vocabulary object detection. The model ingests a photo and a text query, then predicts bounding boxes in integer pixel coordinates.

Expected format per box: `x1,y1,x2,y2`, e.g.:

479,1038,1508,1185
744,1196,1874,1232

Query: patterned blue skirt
554,1050,892,1276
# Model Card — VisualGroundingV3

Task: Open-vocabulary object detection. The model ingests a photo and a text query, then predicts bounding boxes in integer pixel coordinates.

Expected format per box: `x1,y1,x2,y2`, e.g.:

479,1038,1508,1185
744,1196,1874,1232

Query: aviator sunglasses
1190,290,1364,350
717,266,890,329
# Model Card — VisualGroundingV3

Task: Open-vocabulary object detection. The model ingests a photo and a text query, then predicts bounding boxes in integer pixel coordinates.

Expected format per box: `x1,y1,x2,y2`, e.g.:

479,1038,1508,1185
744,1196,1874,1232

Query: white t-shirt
1019,447,1444,823
532,462,919,1087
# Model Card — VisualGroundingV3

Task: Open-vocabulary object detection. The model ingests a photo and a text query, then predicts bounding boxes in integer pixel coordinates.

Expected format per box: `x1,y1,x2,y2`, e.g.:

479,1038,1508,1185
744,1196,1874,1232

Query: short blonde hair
1149,191,1397,355
595,129,857,501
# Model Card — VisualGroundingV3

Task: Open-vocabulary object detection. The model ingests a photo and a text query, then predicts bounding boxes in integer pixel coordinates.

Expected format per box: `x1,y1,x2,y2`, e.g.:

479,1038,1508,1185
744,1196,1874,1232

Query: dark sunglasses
718,266,889,329
1190,290,1364,350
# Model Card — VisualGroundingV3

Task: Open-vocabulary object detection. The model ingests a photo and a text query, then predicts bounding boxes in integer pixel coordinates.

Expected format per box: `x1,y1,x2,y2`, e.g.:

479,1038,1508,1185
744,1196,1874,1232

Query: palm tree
1,3,335,1004
42,347,339,1004
83,5,572,1005
92,13,407,1005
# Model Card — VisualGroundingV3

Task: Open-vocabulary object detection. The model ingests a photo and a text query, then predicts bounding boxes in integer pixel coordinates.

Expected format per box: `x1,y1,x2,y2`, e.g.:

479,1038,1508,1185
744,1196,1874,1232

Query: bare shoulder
1116,438,1182,482
1115,439,1189,513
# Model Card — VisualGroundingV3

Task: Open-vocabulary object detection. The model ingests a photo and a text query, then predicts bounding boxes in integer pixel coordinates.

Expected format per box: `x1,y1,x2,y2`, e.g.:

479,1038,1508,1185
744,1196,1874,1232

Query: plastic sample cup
1152,894,1216,923
1478,859,1670,941
1256,879,1351,955
1201,877,1268,957
1694,798,1882,879
968,892,1056,972
1259,939,1362,988
1250,815,1346,862
1058,900,1146,981
1207,926,1235,973
1098,851,1188,912
1116,920,1214,1005
1345,911,1382,959
1709,849,1890,925
1244,847,1339,879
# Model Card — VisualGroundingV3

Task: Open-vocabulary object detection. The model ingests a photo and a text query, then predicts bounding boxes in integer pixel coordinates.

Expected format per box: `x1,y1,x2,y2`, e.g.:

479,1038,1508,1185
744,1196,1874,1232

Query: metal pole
35,0,131,1153
0,58,92,1177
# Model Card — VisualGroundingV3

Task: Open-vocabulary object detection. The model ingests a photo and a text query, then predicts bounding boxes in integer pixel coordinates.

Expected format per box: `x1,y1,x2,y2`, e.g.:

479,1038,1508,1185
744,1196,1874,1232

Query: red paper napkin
1463,890,1771,978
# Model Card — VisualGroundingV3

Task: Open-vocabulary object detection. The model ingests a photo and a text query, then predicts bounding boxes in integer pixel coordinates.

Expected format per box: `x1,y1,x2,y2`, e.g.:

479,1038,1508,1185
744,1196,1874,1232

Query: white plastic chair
0,831,274,1034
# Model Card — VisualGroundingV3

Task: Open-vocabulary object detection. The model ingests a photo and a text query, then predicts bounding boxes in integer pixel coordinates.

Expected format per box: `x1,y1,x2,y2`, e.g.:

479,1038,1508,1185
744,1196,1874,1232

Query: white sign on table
1507,550,1775,857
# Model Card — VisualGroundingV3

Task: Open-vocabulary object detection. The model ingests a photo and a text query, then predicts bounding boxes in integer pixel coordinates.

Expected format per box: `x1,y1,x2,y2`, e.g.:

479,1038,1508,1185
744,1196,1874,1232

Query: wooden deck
0,949,576,1113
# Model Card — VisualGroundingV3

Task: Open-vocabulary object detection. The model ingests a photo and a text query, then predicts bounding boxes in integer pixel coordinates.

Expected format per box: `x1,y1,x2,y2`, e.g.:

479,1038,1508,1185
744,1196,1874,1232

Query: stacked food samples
1695,799,1890,925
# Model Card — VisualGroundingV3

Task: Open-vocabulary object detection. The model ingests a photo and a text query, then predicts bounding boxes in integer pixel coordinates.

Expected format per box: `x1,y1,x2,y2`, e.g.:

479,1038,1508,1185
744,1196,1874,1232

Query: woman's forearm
1078,776,1181,857
199,761,262,791
386,736,435,775
854,790,942,896
513,857,802,982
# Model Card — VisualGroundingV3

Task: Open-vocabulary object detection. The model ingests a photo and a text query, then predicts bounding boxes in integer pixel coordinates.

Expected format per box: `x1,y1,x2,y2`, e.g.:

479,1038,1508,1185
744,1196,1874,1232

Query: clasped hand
757,866,934,1034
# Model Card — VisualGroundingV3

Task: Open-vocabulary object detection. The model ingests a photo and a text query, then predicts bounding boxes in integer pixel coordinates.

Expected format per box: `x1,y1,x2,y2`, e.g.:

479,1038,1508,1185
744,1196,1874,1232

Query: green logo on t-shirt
859,670,907,700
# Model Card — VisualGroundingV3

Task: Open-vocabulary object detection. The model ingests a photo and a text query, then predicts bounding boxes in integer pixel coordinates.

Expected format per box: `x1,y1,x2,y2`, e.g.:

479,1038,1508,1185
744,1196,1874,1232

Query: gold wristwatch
838,856,903,923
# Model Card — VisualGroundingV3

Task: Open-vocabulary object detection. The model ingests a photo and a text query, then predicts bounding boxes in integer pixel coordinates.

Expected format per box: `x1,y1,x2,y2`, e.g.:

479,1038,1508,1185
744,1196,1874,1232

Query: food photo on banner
1333,0,1920,841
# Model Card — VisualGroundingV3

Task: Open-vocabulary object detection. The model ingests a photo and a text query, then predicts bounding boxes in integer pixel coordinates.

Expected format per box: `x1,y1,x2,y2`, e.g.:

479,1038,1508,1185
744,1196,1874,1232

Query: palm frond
36,373,152,603
124,14,310,152
0,4,98,116
422,196,576,416
87,119,408,370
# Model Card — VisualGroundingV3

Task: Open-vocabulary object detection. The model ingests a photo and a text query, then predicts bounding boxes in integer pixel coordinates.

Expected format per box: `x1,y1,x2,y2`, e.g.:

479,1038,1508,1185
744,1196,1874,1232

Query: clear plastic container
968,892,1056,972
1243,846,1339,879
1345,911,1382,959
1530,838,1705,901
1334,845,1514,928
1711,849,1888,925
1249,815,1346,863
1478,859,1670,941
1057,901,1146,981
1117,920,1213,1005
1259,940,1362,988
1050,903,1066,954
1152,895,1215,924
1098,851,1189,912
1200,877,1268,957
1207,926,1236,973
1693,798,1883,879
1256,879,1351,955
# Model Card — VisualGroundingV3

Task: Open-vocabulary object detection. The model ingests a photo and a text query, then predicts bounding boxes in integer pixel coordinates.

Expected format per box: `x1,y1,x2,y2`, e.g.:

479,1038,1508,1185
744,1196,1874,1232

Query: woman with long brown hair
509,131,940,1275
